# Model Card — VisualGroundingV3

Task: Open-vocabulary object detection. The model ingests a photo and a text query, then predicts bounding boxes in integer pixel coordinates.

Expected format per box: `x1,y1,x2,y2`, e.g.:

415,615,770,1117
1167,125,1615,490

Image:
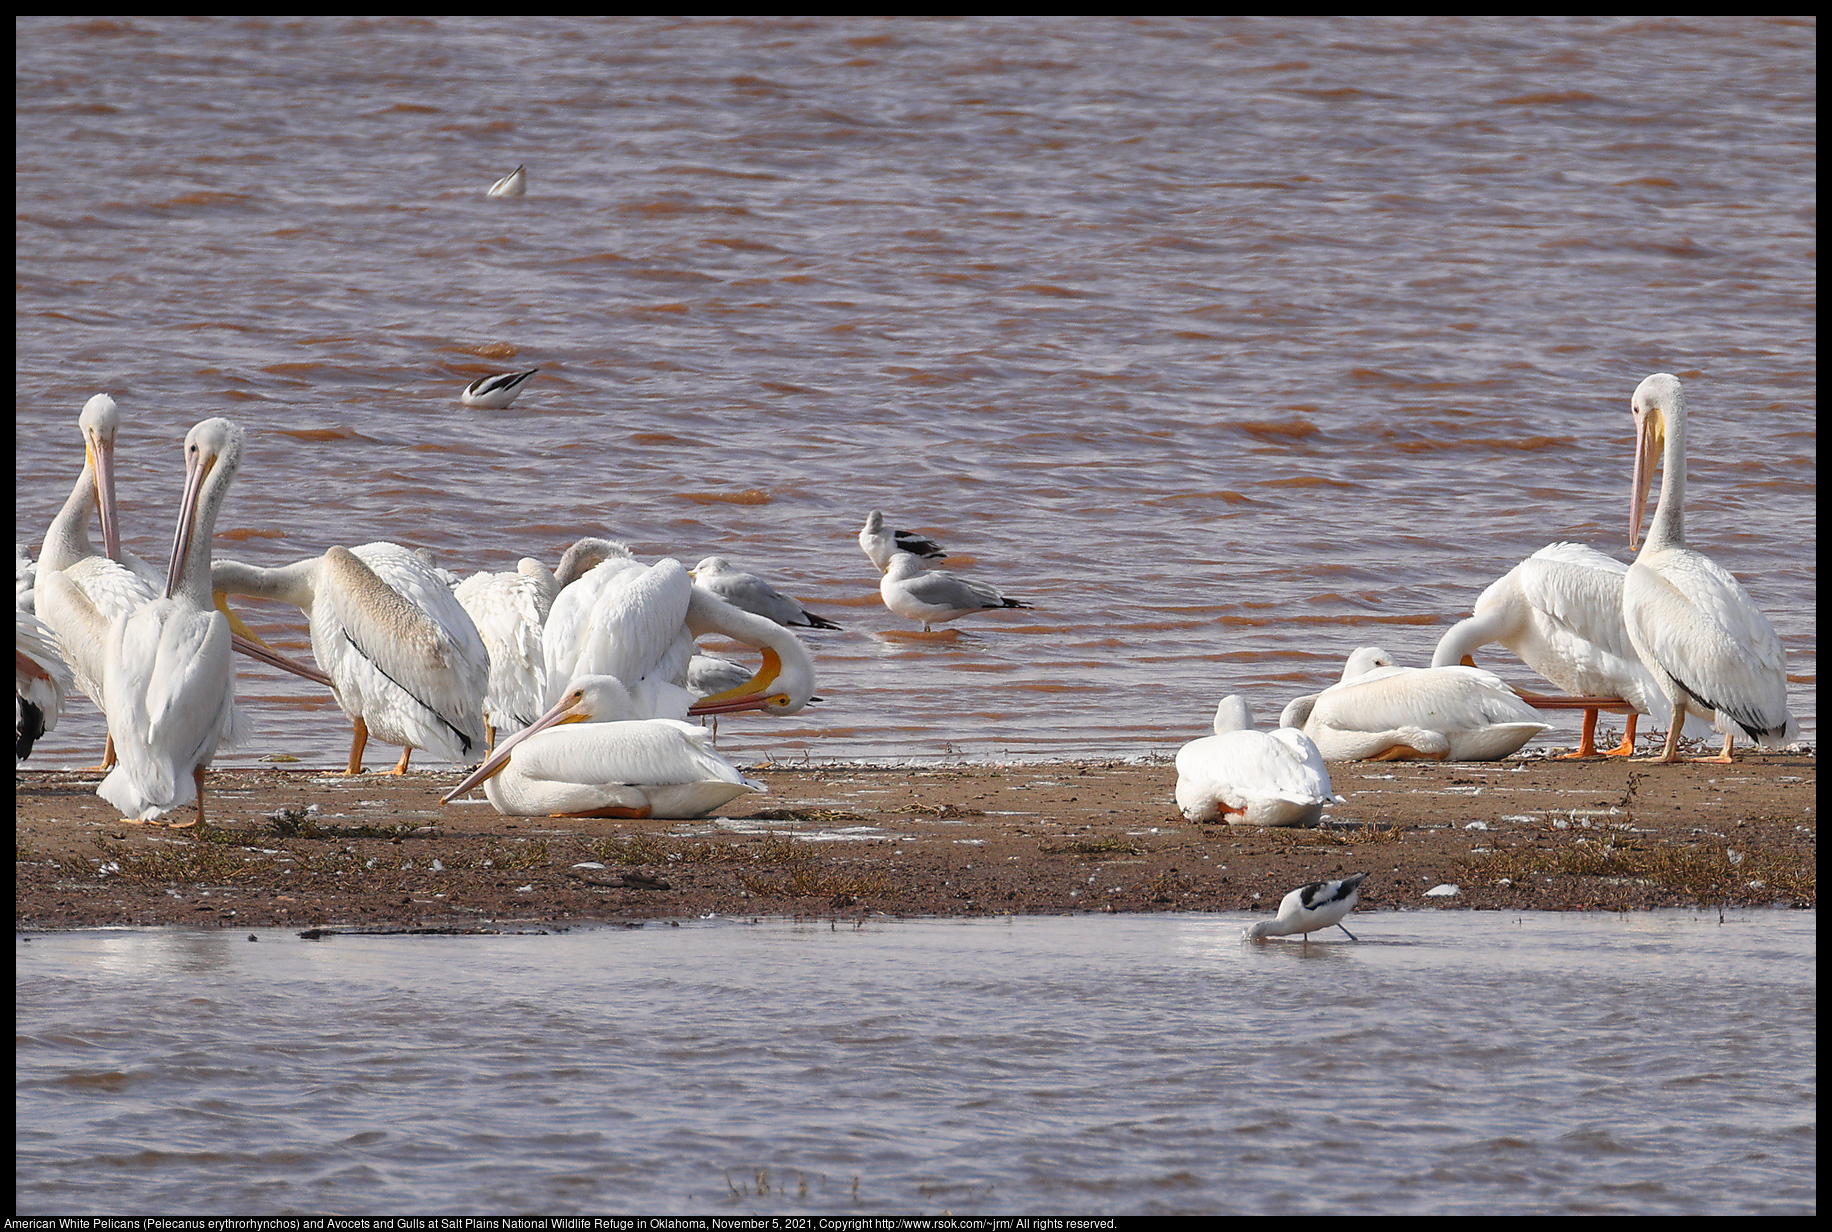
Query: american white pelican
691,556,841,630
879,552,1031,632
486,164,527,197
1623,373,1796,763
213,542,490,774
1244,873,1368,943
1431,542,1713,757
544,550,818,722
97,419,248,826
451,557,558,750
857,510,946,573
460,368,539,408
35,394,328,767
441,674,764,818
16,611,74,761
1175,695,1343,827
1280,647,1548,762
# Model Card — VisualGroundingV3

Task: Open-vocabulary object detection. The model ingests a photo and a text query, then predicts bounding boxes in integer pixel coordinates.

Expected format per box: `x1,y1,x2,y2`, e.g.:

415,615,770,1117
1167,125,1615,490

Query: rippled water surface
16,17,1816,768
14,912,1816,1215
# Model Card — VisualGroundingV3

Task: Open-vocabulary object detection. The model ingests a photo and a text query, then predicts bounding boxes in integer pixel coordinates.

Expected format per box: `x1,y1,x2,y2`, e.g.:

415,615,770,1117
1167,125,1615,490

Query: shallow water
14,911,1816,1215
16,17,1816,770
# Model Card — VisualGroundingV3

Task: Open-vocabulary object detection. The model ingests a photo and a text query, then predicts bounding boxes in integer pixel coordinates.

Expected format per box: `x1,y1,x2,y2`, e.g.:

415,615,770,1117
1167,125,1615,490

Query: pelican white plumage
460,368,539,408
35,394,327,768
1175,695,1343,827
16,611,74,761
1280,647,1548,762
1622,373,1796,764
544,549,818,722
879,551,1031,633
441,674,764,818
1431,542,1713,757
452,557,558,748
97,419,248,825
486,164,526,197
213,542,489,774
691,556,841,630
857,510,946,573
1244,873,1369,943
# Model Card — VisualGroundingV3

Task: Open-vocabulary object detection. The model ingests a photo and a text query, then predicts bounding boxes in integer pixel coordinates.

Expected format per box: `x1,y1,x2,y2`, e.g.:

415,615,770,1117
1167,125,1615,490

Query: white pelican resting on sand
691,556,840,630
441,675,764,818
1244,873,1368,943
545,548,817,722
35,394,328,767
1280,647,1548,762
486,164,527,197
1432,542,1713,757
1622,373,1796,764
857,510,947,572
460,368,539,408
97,419,249,826
16,611,74,761
1174,695,1342,827
213,542,489,774
452,558,559,748
879,552,1031,632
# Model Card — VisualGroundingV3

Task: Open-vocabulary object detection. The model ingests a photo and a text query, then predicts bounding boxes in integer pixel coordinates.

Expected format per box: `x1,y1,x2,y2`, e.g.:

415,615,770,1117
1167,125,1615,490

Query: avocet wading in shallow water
1244,873,1369,943
460,369,539,409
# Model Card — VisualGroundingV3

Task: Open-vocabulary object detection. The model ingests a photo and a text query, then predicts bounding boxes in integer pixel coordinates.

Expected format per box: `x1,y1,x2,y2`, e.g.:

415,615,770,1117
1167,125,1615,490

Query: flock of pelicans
13,371,1801,942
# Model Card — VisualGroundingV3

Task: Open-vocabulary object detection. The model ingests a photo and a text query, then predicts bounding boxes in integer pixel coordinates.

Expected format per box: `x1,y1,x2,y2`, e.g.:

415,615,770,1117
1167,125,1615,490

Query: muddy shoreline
13,751,1815,931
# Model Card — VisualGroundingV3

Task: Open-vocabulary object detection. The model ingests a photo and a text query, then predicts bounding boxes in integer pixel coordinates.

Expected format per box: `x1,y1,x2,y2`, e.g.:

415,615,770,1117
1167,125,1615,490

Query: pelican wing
543,558,694,717
98,602,240,819
454,567,552,731
1314,665,1541,732
511,718,753,789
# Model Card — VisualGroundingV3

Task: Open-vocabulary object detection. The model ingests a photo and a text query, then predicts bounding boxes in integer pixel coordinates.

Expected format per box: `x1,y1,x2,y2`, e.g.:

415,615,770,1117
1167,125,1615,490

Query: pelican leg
485,725,498,757
1559,708,1602,759
1602,712,1640,758
1693,732,1736,764
1636,702,1687,764
1370,744,1448,762
1336,922,1359,941
164,766,208,830
87,733,119,773
384,746,412,776
345,717,369,775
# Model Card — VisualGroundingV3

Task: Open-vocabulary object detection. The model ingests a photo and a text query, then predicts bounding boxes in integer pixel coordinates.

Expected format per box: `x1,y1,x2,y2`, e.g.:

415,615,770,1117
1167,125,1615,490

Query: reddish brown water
17,17,1815,768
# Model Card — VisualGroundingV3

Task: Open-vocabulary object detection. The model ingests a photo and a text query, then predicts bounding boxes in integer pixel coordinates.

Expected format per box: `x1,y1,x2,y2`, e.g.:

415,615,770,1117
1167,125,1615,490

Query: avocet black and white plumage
1243,872,1369,943
857,510,947,573
460,368,539,409
486,164,526,197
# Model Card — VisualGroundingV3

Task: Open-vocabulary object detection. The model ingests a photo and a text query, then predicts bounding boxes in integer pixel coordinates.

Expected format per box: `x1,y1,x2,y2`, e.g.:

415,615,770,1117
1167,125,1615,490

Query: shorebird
691,556,841,630
879,551,1031,632
486,164,526,197
460,368,539,408
857,510,946,573
1244,873,1369,943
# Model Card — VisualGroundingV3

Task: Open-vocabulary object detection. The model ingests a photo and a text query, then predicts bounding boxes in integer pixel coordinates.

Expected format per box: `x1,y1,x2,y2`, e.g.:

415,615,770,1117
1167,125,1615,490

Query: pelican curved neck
212,557,322,610
39,458,102,575
1431,610,1509,668
1641,409,1687,555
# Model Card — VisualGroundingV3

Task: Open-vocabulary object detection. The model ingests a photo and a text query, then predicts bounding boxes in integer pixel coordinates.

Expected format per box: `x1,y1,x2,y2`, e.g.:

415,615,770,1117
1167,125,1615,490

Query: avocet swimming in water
1244,873,1369,943
486,164,526,198
461,369,539,409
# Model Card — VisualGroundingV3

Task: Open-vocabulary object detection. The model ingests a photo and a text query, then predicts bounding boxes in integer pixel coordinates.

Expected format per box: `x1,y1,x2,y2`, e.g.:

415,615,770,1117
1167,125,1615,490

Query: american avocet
879,551,1030,633
1175,695,1342,827
857,510,946,573
460,368,539,408
486,164,526,197
691,556,841,630
1622,373,1795,763
1244,872,1369,943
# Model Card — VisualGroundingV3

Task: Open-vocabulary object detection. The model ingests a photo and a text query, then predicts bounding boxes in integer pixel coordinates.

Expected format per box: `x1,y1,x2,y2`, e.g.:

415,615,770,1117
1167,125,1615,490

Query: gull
1244,873,1369,943
879,551,1031,633
691,556,841,630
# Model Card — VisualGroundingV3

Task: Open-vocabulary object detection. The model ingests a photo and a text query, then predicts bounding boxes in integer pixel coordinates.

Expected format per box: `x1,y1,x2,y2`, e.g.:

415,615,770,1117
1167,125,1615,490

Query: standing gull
879,552,1031,633
692,556,841,630
1621,373,1795,763
1244,873,1369,943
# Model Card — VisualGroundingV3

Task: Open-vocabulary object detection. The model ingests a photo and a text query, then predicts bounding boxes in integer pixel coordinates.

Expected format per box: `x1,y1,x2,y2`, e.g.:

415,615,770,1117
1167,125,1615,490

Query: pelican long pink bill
683,646,797,717
442,683,598,804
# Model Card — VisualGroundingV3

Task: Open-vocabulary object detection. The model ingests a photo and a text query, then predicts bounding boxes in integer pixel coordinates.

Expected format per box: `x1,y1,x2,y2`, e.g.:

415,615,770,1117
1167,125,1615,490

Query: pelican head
1630,372,1684,551
441,674,637,804
685,644,814,717
554,536,637,587
166,418,244,601
1340,646,1395,683
1211,695,1255,735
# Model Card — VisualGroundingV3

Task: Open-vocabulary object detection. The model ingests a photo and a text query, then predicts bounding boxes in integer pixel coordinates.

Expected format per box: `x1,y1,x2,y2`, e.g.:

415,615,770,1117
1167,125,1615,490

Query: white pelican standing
879,551,1032,632
1622,373,1796,764
96,419,248,826
213,542,489,774
1244,873,1369,943
544,549,817,722
1175,695,1343,827
1280,647,1548,762
1431,542,1713,757
460,369,539,408
486,164,527,197
452,557,559,750
691,556,841,630
16,611,74,762
441,675,764,818
857,510,946,573
35,394,328,767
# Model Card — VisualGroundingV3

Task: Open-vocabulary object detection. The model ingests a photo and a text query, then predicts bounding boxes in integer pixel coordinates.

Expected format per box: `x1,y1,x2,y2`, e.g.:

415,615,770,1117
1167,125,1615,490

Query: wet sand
14,749,1814,931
